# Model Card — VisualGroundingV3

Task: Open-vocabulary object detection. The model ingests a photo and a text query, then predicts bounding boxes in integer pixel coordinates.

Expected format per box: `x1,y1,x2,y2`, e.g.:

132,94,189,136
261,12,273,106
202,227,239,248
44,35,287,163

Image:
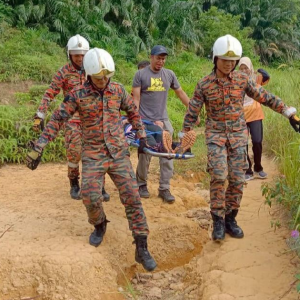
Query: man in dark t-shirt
132,45,190,203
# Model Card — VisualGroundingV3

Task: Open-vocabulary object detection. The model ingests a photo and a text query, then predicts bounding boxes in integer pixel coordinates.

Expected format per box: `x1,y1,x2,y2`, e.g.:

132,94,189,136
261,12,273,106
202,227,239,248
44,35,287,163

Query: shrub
0,23,65,82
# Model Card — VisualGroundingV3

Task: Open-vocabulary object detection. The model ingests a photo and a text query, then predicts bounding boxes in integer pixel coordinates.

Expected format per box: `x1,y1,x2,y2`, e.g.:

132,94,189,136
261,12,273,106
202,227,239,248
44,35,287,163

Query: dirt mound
0,81,34,105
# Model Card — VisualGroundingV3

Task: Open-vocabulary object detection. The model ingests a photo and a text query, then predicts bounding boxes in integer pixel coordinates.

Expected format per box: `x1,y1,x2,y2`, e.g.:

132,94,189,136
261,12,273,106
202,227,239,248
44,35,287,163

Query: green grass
0,23,66,83
0,84,65,164
259,67,300,230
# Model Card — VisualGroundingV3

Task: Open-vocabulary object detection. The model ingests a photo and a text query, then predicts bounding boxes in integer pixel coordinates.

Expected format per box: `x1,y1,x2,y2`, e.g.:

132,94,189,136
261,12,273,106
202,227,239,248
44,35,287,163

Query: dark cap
150,45,168,56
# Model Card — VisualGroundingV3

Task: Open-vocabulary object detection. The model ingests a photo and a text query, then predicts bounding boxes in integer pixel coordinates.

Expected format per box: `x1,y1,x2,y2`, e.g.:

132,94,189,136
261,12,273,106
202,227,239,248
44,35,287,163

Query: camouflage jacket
36,63,85,121
183,71,289,148
36,80,146,159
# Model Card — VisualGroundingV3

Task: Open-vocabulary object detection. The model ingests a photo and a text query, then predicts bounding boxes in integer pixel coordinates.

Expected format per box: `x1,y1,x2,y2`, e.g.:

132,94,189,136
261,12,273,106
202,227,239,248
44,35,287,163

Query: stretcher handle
127,140,194,159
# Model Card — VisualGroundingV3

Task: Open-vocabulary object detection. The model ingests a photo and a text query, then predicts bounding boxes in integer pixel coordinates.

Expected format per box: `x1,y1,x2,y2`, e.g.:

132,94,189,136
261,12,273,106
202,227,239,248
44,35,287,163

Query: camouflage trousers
65,121,82,179
207,142,248,217
81,154,149,236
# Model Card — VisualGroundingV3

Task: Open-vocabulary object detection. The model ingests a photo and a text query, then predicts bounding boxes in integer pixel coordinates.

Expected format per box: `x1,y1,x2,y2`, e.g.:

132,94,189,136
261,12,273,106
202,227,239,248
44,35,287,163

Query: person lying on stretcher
122,116,196,154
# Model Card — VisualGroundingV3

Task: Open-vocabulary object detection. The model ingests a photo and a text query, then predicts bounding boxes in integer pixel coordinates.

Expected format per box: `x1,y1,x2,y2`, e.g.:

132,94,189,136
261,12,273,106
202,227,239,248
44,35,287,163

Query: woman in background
238,57,270,181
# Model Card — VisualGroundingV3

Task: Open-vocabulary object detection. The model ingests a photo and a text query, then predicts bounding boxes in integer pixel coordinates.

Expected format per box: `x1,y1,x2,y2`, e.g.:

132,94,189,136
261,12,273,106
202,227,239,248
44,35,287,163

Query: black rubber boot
134,235,157,271
70,177,82,200
211,212,225,241
102,187,110,202
225,210,244,238
89,218,110,247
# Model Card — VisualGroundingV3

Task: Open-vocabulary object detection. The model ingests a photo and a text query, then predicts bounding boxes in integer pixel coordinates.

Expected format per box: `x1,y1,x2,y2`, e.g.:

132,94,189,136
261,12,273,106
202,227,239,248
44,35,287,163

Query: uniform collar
68,62,83,72
85,79,115,94
212,71,233,83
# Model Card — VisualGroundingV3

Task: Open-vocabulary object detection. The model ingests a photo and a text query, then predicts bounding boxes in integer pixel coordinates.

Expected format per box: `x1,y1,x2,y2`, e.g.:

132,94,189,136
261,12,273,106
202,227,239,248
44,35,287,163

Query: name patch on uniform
109,96,120,101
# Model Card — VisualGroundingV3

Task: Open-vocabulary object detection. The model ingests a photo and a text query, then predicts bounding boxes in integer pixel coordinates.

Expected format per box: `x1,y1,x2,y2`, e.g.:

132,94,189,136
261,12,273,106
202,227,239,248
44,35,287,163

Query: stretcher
124,129,195,160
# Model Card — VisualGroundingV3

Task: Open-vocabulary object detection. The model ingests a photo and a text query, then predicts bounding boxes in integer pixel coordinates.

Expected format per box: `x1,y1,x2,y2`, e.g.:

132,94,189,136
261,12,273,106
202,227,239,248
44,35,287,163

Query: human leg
245,123,254,180
108,155,156,271
225,144,248,238
65,121,110,201
136,144,152,198
101,176,110,202
249,120,266,178
65,121,82,200
207,142,228,241
158,120,175,202
81,157,107,246
144,123,163,146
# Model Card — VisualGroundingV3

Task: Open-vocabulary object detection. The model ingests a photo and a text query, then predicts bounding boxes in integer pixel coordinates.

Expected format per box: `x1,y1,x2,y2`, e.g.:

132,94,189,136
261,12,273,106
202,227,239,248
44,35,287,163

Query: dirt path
0,154,298,300
197,156,299,300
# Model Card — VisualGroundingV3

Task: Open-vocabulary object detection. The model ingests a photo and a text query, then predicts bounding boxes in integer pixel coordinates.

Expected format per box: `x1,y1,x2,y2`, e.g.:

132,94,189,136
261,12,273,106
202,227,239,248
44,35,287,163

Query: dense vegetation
1,0,300,63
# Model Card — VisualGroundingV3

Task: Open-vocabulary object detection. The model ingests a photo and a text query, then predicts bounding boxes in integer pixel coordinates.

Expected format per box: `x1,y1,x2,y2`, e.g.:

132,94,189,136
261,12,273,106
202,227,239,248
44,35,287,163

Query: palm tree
211,0,300,62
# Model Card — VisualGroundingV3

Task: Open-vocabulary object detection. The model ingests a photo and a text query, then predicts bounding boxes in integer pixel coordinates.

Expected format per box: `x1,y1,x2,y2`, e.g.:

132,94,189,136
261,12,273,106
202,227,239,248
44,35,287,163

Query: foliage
0,1,14,24
197,7,256,60
296,274,300,293
0,22,66,82
0,85,65,165
262,178,300,221
209,0,300,63
2,0,209,59
3,0,299,63
155,0,203,53
259,66,300,233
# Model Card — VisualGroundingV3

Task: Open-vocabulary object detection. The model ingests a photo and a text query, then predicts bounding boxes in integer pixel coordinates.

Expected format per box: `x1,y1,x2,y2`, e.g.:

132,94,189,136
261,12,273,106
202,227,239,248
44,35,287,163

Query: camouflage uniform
35,80,149,235
183,71,290,217
37,62,85,179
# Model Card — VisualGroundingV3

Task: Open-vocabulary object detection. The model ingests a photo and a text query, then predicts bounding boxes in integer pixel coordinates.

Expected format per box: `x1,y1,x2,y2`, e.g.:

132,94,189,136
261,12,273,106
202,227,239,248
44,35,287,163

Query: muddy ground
0,154,299,300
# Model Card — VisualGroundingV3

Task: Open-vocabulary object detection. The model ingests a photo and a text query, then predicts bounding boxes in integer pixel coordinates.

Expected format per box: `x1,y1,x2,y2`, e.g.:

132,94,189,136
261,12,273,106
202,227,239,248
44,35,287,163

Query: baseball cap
150,45,168,56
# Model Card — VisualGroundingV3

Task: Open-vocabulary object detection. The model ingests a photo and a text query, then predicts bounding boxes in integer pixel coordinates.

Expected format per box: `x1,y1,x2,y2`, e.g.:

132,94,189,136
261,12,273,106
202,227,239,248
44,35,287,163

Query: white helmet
83,48,115,78
67,34,89,58
212,34,242,61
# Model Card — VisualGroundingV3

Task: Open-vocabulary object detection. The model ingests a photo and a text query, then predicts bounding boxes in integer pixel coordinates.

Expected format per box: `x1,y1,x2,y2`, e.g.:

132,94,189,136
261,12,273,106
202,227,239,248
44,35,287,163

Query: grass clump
0,22,65,83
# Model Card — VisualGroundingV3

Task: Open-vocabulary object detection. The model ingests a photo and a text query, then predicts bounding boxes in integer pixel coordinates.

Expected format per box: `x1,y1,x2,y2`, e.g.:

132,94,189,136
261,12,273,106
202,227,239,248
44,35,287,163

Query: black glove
26,141,43,170
138,138,148,154
289,115,300,132
33,117,44,132
257,68,270,85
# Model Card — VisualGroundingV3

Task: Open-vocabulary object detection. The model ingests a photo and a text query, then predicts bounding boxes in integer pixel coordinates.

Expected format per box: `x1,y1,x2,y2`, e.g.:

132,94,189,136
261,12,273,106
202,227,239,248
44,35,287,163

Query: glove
26,141,43,170
26,149,43,170
138,138,148,154
289,115,300,132
33,118,44,132
257,68,270,86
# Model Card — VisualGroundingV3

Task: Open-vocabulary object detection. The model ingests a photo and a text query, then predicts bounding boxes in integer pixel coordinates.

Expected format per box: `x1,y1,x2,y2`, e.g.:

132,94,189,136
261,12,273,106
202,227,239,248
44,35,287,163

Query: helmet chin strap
70,56,84,71
214,58,239,76
88,76,110,92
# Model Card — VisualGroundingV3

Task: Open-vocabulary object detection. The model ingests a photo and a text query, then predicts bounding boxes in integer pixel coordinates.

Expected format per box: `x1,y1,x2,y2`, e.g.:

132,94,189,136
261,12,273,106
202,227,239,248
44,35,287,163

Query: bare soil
0,81,35,105
0,154,298,300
